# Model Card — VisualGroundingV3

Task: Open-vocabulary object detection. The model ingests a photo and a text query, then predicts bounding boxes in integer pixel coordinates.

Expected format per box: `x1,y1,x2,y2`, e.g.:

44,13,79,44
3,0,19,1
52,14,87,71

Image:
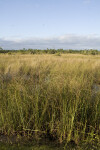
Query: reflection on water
93,84,100,93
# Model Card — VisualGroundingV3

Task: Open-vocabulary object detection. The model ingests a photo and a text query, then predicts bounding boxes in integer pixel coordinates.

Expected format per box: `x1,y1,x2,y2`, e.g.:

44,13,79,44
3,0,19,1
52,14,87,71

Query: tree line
0,47,99,55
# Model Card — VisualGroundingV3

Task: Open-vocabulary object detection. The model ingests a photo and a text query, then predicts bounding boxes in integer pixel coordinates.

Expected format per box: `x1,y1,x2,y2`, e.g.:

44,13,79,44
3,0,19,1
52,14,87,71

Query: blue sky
0,0,100,49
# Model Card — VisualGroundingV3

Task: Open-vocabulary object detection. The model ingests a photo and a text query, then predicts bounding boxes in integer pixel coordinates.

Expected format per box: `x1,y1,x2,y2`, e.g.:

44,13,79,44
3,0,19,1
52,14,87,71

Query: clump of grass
0,54,100,145
55,52,61,56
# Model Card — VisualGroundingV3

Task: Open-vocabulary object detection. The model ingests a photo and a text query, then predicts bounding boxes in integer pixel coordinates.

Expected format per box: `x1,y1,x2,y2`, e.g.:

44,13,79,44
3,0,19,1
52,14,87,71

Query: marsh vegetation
0,53,100,149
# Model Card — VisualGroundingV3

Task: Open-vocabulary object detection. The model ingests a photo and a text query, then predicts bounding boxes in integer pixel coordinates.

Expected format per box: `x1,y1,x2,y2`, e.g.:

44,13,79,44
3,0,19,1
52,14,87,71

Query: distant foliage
0,47,99,55
80,49,99,55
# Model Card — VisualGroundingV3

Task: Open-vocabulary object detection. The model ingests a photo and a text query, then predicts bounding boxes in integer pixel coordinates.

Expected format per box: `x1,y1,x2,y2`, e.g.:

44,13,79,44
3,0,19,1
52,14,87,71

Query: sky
0,0,100,49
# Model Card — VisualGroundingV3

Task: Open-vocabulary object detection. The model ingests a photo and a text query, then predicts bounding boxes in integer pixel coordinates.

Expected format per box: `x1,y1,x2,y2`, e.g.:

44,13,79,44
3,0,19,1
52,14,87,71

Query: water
93,84,100,93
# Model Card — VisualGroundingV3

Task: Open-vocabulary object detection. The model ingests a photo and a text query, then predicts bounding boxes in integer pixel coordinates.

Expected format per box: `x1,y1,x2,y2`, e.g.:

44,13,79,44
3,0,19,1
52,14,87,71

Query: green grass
0,143,63,150
0,141,100,150
0,54,100,146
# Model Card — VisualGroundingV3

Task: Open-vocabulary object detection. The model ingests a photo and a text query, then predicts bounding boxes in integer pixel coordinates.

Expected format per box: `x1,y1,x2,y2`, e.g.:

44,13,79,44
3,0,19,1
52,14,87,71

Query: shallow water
93,84,100,93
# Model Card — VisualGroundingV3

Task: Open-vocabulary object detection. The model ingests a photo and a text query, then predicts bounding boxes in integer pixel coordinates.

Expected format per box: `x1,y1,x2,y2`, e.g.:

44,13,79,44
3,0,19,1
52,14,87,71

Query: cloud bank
0,34,100,50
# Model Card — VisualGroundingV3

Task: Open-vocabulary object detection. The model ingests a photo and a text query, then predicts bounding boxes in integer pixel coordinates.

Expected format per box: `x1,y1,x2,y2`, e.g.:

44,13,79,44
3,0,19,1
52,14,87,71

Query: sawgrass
0,54,100,145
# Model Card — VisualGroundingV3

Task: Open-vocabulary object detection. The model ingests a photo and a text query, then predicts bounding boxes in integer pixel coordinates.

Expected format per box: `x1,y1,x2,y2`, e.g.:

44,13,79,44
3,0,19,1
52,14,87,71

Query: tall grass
0,54,100,144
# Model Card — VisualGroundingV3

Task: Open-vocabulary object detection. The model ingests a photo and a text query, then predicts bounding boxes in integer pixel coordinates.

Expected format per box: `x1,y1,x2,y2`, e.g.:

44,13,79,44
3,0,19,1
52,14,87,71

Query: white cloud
0,34,100,50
